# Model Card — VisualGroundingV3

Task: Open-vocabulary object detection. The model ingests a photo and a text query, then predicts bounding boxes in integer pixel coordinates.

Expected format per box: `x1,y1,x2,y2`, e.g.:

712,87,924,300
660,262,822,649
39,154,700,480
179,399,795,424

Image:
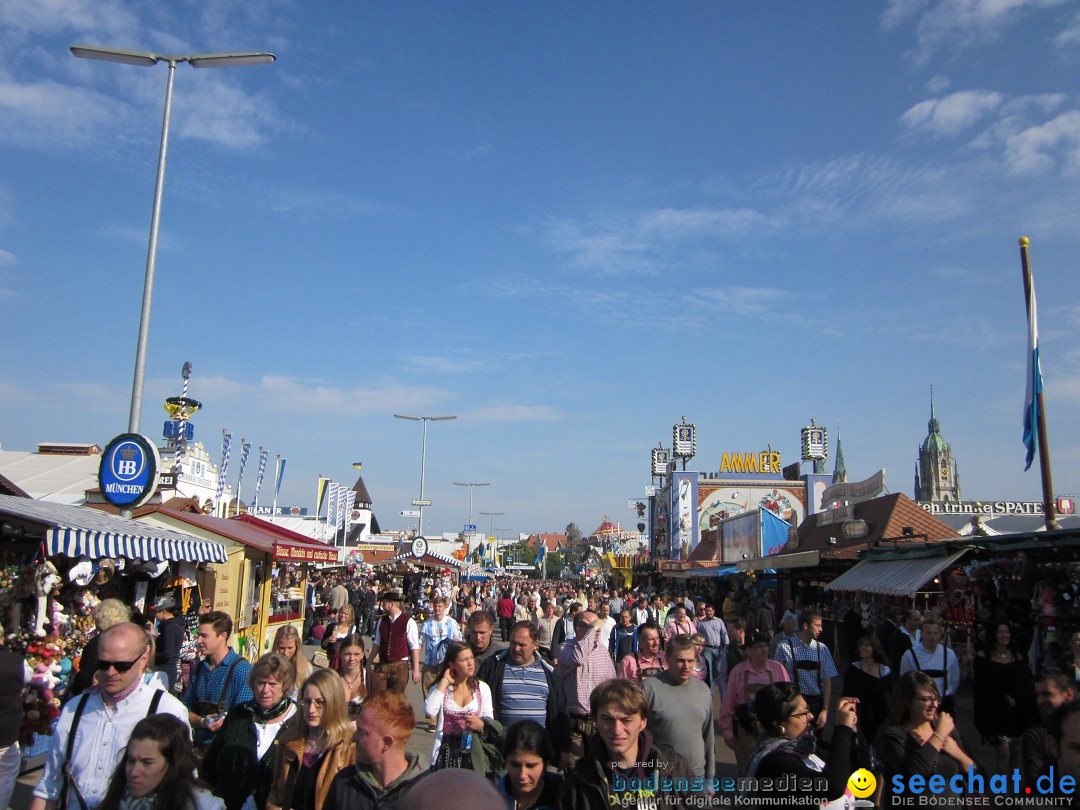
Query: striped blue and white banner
216,431,233,500
47,527,227,563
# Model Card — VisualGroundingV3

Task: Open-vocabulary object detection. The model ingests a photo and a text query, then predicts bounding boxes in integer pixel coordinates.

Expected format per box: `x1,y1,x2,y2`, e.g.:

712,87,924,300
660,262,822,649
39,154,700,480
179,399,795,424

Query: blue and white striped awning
0,494,227,563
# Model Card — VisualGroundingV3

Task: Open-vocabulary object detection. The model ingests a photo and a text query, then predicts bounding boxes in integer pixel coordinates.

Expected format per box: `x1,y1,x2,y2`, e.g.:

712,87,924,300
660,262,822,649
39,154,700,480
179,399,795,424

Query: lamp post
479,510,504,566
70,45,275,438
454,481,489,555
394,414,457,537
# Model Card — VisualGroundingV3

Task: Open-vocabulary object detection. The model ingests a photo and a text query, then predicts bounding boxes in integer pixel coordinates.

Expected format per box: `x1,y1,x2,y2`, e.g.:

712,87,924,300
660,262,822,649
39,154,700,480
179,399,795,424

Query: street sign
464,524,477,532
400,510,420,517
411,499,432,507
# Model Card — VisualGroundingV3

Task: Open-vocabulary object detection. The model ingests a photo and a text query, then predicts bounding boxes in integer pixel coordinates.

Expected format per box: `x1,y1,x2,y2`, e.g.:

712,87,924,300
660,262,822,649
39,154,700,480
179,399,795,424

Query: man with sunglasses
31,622,189,810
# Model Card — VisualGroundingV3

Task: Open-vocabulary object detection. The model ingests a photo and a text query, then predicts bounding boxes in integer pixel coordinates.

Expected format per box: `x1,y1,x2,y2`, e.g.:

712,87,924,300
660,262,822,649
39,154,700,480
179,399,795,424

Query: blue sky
2,1,1079,538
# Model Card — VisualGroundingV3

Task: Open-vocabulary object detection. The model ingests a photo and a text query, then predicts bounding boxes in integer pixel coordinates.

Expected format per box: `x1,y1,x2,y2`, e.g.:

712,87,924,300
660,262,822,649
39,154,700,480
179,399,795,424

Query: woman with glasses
267,669,354,810
423,640,495,772
743,682,867,805
878,671,976,806
273,626,312,700
202,653,299,810
98,714,223,810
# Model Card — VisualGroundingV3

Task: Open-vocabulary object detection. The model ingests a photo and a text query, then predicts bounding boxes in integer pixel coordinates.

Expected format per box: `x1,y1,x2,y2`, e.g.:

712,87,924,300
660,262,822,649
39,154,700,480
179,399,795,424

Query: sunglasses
95,653,145,673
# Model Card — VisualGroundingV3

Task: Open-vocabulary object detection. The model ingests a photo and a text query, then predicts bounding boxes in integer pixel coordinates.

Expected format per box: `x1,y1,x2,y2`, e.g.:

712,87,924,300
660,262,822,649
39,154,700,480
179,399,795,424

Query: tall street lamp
453,481,489,524
70,45,275,437
479,510,504,564
394,414,457,537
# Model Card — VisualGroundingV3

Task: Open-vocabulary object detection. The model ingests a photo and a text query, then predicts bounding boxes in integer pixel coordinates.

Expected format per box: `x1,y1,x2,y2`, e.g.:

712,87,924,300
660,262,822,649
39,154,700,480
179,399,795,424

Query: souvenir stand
0,494,226,753
135,507,338,662
374,550,463,616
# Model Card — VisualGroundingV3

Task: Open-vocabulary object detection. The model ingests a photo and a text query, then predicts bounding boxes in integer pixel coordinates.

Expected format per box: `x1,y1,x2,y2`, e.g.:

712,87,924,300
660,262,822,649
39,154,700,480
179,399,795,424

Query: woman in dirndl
423,640,494,770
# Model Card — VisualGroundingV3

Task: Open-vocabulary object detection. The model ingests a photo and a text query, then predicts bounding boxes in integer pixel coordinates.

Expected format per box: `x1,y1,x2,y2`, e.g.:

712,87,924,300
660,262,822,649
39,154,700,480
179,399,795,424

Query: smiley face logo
847,768,876,799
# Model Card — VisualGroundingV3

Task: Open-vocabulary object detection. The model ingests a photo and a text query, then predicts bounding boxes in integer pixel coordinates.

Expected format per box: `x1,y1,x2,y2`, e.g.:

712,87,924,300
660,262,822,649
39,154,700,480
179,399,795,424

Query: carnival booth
0,494,226,746
136,506,337,661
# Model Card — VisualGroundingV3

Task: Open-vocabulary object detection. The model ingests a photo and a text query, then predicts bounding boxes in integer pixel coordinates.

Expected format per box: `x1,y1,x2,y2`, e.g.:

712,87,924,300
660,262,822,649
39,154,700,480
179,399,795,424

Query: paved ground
9,645,995,809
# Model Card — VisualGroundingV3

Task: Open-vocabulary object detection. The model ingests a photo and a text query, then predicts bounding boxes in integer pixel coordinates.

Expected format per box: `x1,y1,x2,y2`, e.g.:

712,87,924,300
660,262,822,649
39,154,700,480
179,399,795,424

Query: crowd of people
12,572,1080,809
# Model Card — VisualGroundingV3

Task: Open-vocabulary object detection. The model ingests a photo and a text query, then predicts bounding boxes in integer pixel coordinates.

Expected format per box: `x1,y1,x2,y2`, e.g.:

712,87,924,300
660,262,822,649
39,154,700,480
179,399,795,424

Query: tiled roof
787,493,959,557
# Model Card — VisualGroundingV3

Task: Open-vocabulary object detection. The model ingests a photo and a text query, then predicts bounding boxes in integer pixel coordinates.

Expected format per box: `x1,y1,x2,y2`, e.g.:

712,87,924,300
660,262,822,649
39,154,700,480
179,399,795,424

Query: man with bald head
400,770,503,809
556,610,616,759
31,622,190,810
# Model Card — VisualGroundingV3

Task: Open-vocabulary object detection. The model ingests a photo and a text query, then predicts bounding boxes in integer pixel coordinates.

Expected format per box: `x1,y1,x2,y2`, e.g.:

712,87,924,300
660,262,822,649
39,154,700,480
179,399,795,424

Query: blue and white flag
216,431,233,500
252,449,269,507
327,481,340,528
274,456,287,499
339,489,354,530
535,541,546,569
236,440,251,489
1023,278,1043,471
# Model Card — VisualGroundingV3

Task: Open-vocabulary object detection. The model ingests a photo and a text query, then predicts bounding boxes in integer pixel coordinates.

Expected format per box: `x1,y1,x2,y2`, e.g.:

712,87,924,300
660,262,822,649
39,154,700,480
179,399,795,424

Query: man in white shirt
900,617,961,714
596,601,617,650
31,623,190,810
371,591,421,693
419,597,461,730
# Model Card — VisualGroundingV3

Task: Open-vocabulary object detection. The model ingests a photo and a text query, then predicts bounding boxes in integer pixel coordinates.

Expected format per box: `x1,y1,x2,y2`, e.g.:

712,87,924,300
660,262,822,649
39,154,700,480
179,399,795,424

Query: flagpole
1019,236,1058,530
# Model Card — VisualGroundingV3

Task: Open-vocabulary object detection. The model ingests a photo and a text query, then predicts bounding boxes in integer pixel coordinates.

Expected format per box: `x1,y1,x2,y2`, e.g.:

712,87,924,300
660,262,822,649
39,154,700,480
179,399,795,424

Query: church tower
832,429,848,484
914,389,961,502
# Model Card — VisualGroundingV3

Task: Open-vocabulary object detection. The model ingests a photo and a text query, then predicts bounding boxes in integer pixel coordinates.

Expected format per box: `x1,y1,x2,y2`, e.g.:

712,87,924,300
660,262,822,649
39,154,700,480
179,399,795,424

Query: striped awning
824,550,967,598
0,494,227,563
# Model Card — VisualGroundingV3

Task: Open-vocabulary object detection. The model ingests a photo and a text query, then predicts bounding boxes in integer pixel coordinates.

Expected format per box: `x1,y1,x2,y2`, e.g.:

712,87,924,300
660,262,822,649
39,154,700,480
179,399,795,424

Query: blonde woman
71,598,131,696
274,625,313,699
267,669,354,810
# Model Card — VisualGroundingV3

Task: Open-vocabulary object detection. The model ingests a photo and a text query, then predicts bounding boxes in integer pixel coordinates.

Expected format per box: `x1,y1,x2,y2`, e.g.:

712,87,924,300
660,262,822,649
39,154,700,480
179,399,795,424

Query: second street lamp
394,414,457,537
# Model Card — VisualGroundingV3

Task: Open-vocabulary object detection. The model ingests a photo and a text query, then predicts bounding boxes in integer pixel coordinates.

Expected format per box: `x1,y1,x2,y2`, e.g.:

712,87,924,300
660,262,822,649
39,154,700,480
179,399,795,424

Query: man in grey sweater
642,634,715,780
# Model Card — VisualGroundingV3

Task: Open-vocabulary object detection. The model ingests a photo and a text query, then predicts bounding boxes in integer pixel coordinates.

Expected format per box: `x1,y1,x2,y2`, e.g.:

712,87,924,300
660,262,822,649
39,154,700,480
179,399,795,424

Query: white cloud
1054,9,1080,45
0,247,17,267
543,204,777,277
0,0,140,40
466,403,561,422
0,78,124,150
405,354,496,374
1001,110,1080,174
901,90,1004,136
883,0,1072,64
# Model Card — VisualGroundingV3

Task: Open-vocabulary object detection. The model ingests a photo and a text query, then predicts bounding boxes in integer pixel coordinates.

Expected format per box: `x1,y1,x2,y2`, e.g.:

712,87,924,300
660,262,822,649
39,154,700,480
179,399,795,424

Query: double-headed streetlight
394,414,457,537
478,510,504,564
70,45,275,437
454,482,489,558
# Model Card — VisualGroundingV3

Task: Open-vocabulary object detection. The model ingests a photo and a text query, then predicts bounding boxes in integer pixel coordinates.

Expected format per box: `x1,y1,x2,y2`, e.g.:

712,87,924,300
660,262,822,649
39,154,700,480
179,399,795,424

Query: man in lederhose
183,610,254,754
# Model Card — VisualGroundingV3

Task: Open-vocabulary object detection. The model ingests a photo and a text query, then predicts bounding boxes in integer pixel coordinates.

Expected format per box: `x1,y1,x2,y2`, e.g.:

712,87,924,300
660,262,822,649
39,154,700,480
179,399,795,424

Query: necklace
342,670,362,687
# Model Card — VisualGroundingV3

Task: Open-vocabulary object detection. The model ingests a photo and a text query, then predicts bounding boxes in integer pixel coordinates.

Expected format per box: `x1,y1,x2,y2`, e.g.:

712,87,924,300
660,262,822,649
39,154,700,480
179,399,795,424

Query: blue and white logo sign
99,433,161,508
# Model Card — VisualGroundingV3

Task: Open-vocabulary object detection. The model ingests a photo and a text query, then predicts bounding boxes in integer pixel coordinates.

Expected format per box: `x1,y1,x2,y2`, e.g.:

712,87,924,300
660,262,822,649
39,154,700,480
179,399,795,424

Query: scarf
252,696,292,723
744,731,820,788
118,789,157,810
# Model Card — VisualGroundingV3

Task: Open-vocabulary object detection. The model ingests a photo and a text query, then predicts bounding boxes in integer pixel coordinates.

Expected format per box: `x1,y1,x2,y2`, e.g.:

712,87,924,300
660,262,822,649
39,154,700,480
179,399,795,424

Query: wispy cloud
465,403,561,422
542,205,778,277
882,0,1072,65
1000,110,1080,175
199,375,459,418
0,78,124,151
1056,8,1080,45
901,90,1004,136
404,353,497,375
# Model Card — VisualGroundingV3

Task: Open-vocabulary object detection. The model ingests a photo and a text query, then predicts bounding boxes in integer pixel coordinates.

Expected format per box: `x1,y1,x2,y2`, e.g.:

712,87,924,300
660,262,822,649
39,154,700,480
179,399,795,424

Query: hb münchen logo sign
99,433,161,508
